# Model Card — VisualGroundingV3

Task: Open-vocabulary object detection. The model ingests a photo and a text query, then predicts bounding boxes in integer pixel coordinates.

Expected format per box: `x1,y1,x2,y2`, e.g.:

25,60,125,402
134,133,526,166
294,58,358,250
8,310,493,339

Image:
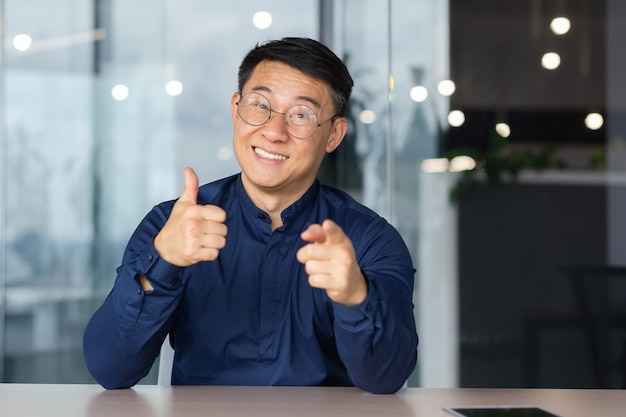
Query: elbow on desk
83,348,138,390
82,332,144,390
359,382,405,395
354,341,418,394
353,362,417,395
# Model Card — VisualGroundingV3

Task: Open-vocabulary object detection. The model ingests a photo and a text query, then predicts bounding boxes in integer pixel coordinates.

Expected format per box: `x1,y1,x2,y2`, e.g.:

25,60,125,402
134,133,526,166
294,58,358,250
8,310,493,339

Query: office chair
522,265,626,388
157,334,175,386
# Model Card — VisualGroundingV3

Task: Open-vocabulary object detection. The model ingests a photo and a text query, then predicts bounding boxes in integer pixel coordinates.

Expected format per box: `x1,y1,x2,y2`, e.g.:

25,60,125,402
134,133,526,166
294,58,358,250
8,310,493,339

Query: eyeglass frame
235,91,340,139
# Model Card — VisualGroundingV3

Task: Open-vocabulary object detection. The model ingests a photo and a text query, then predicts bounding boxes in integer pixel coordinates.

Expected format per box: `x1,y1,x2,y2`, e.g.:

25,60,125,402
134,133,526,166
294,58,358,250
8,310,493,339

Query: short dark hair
238,37,354,117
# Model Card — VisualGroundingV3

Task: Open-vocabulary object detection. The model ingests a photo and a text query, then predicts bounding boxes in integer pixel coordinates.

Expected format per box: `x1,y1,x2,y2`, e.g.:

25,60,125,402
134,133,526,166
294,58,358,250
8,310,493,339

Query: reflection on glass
253,11,273,29
420,158,449,173
111,84,130,101
449,155,476,172
409,85,428,103
165,80,184,97
12,34,32,51
359,110,377,124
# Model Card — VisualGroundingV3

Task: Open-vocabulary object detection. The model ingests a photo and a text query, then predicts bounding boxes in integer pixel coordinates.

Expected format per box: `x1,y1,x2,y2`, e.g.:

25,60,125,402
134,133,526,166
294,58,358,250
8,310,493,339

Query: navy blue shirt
83,174,418,394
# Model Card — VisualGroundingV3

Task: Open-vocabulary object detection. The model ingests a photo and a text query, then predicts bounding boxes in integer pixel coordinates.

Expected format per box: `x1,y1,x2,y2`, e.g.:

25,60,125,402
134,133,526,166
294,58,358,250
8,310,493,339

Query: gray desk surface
1,384,625,417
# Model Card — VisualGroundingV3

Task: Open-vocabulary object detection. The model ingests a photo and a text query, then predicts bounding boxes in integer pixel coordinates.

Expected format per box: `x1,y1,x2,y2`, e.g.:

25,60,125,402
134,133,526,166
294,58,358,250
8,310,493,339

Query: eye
242,93,270,110
288,106,316,124
245,99,267,110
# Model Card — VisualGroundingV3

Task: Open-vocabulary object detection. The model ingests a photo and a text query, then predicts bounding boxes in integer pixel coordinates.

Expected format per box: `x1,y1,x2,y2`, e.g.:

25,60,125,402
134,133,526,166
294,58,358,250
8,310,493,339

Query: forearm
84,255,183,389
83,290,157,389
333,280,418,394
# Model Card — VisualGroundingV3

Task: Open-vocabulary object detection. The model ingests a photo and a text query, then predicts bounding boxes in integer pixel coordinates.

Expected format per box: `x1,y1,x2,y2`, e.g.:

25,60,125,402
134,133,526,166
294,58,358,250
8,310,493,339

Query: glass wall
0,0,316,384
2,0,624,390
1,0,442,385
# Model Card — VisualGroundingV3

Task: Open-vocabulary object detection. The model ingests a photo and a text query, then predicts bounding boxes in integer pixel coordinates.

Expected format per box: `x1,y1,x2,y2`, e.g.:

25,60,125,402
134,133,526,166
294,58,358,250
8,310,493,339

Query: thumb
179,167,199,204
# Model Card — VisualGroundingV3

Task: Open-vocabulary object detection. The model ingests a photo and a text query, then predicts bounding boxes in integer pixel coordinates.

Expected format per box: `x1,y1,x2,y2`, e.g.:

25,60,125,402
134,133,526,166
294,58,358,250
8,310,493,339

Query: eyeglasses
236,92,338,139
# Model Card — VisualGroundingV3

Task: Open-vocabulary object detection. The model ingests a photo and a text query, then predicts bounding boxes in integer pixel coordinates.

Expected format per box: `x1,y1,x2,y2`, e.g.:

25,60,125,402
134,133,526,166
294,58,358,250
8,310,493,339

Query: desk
1,384,625,417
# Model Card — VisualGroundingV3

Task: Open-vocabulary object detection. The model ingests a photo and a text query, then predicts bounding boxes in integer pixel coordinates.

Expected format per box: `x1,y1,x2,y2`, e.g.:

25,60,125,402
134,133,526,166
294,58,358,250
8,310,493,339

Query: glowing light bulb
448,110,465,127
542,52,561,70
495,122,511,138
437,80,456,96
585,113,604,130
550,17,571,35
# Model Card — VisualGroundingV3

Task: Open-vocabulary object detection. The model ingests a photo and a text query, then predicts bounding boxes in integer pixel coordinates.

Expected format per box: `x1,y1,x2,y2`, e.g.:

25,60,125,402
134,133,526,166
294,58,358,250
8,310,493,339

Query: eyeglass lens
237,92,320,138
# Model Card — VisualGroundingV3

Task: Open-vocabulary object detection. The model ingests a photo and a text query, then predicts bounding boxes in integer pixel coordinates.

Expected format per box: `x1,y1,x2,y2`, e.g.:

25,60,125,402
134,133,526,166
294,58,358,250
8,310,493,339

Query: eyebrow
249,86,322,110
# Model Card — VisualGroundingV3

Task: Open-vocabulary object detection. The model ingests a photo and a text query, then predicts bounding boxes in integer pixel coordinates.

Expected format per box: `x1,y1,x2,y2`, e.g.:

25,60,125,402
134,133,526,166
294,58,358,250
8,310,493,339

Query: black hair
237,37,354,117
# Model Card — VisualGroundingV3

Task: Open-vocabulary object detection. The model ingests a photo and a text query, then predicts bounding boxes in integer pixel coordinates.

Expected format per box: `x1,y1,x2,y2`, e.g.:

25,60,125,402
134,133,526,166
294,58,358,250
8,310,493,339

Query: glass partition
336,0,451,388
0,0,316,384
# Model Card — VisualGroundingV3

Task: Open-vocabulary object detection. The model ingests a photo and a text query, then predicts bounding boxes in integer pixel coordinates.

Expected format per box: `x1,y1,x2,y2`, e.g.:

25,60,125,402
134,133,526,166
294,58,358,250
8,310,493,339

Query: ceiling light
541,52,561,70
550,17,571,35
437,80,456,96
584,113,604,130
447,110,465,127
495,122,511,138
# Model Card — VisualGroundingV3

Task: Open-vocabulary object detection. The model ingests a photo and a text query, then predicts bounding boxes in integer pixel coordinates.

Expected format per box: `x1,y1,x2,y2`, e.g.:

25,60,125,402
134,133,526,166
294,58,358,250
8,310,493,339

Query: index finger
320,219,346,245
300,223,326,244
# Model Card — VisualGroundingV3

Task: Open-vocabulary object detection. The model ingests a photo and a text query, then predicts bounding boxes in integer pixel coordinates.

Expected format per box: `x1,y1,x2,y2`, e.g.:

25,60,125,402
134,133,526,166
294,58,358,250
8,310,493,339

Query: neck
240,177,310,231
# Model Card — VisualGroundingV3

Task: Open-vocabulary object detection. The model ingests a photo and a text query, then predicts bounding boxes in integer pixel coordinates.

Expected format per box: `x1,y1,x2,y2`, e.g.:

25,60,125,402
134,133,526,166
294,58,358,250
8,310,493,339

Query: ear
325,117,348,153
230,92,241,125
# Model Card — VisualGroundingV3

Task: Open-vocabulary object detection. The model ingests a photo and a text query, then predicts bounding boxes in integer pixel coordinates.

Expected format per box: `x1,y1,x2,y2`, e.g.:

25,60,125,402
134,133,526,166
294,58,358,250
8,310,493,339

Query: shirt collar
235,174,320,227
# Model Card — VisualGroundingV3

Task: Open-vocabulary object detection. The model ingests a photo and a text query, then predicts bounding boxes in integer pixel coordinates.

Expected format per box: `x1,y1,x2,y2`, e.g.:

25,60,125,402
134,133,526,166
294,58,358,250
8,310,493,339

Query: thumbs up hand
296,219,368,306
154,167,227,267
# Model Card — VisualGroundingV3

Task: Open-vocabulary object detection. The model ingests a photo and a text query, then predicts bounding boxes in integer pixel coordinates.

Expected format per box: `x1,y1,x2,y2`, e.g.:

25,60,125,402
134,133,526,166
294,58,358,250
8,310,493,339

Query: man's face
231,60,347,202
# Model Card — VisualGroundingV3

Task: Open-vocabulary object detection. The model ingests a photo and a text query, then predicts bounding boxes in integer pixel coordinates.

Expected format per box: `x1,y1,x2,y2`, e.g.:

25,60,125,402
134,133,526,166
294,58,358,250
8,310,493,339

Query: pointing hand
296,219,367,306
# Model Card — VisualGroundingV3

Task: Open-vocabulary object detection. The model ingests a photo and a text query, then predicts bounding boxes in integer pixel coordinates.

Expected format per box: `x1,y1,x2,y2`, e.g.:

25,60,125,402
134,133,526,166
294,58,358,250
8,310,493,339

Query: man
83,37,418,394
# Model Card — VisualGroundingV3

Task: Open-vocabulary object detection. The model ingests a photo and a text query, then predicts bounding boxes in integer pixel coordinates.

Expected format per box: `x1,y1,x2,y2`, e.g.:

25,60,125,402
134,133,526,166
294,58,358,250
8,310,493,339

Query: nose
264,110,290,139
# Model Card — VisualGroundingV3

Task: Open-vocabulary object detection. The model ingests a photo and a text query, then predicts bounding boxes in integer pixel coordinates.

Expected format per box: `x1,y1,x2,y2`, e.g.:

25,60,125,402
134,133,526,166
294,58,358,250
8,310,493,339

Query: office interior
1,0,625,389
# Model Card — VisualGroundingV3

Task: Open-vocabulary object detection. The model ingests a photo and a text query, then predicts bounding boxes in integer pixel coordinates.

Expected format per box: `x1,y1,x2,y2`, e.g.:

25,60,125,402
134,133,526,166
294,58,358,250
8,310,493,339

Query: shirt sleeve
83,203,183,389
331,218,418,394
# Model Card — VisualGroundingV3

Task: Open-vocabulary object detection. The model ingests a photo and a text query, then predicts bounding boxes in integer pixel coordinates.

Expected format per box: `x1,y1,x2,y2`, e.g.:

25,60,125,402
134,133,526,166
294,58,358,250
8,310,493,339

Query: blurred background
1,0,625,389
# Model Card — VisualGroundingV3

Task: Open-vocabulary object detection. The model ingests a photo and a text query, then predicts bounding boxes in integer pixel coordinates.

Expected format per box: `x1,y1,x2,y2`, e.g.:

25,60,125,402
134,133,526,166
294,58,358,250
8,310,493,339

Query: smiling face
231,60,347,209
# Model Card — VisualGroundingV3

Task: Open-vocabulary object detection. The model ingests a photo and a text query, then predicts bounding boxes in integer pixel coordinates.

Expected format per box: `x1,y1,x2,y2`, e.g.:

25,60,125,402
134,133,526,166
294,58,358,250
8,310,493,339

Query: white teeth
254,147,287,161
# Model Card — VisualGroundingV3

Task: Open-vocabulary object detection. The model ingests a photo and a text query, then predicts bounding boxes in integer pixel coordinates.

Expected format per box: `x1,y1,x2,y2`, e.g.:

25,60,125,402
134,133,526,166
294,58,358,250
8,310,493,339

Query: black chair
522,265,626,388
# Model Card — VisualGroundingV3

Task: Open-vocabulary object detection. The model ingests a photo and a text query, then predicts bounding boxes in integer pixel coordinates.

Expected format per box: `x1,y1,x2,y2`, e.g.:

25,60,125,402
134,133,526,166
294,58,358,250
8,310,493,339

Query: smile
254,147,288,161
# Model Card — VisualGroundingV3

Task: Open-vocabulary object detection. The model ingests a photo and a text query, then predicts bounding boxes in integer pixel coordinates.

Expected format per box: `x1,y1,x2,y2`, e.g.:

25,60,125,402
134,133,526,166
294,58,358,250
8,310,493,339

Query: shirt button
258,213,266,219
148,255,153,262
137,289,142,295
365,303,373,311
